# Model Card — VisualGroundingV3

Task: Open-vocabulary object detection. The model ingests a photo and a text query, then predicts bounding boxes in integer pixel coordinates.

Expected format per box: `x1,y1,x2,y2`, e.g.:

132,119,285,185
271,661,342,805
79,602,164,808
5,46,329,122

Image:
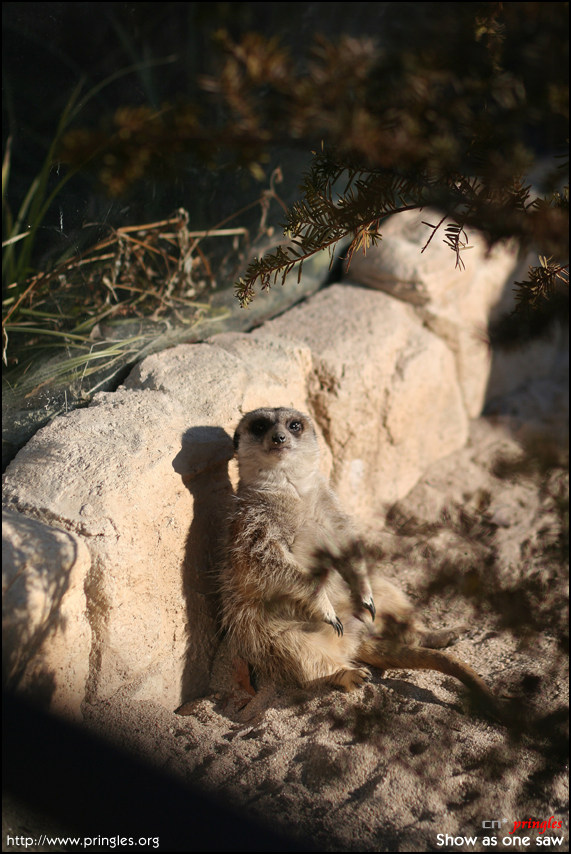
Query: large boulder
3,390,202,712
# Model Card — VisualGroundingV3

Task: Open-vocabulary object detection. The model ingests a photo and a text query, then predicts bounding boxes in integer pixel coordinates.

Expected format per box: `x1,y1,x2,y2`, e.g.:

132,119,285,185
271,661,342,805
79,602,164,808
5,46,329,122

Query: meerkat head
233,407,320,491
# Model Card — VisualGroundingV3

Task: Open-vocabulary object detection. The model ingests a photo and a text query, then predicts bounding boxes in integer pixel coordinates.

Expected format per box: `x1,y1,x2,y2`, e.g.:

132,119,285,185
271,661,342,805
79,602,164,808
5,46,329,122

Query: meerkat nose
272,431,287,444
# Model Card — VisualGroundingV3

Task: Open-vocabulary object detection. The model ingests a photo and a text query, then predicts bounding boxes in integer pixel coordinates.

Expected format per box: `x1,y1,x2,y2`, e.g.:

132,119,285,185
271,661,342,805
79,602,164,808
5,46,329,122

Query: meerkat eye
250,419,269,436
288,420,303,433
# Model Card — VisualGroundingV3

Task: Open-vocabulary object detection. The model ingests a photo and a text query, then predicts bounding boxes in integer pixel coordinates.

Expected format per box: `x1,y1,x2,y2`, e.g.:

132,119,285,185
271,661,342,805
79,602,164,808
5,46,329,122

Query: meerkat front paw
326,615,344,636
352,592,376,622
361,594,376,621
352,576,376,622
315,588,344,635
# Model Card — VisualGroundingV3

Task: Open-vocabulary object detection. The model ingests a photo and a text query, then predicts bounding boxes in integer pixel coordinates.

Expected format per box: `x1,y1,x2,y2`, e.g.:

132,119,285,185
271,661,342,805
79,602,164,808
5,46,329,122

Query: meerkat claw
354,596,376,622
363,597,376,621
327,616,344,636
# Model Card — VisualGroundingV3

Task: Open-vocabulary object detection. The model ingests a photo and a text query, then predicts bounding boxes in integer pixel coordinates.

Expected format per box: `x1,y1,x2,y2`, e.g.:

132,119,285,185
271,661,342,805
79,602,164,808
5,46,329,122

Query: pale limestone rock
347,209,520,416
3,390,199,709
2,509,91,718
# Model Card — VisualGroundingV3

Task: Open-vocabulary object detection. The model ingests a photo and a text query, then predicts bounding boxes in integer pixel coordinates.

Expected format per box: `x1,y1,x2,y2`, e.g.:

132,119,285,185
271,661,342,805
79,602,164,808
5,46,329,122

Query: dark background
4,2,566,279
2,2,395,269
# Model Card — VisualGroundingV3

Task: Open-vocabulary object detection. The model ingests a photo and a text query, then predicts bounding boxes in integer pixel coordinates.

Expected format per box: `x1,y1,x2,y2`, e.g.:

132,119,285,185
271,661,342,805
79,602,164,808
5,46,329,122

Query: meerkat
220,406,499,712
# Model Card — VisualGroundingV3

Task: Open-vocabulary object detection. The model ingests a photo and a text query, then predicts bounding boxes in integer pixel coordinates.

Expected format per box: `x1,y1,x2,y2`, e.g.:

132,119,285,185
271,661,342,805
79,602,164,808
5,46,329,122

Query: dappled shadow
172,426,235,702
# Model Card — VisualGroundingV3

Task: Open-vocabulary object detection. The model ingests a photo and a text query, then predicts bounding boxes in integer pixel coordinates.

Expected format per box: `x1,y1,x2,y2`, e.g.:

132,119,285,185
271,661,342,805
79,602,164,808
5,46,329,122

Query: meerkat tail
357,637,502,716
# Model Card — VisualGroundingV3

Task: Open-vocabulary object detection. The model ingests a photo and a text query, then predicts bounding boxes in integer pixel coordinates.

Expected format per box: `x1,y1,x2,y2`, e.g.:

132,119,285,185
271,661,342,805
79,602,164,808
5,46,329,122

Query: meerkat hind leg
331,666,372,692
298,666,371,693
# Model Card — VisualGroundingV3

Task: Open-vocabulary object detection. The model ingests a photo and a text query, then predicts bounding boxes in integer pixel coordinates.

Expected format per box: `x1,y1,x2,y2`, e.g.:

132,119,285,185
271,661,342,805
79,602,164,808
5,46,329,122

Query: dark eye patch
250,418,271,436
288,420,303,433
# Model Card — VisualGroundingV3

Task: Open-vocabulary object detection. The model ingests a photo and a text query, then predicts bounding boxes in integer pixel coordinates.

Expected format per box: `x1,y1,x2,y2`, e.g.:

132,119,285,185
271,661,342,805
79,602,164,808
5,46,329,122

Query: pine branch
235,154,432,306
514,257,569,311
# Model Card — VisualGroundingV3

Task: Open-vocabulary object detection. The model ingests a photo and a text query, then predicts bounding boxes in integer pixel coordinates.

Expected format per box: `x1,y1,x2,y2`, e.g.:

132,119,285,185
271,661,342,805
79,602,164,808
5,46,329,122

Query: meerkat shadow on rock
219,407,505,722
173,426,235,700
